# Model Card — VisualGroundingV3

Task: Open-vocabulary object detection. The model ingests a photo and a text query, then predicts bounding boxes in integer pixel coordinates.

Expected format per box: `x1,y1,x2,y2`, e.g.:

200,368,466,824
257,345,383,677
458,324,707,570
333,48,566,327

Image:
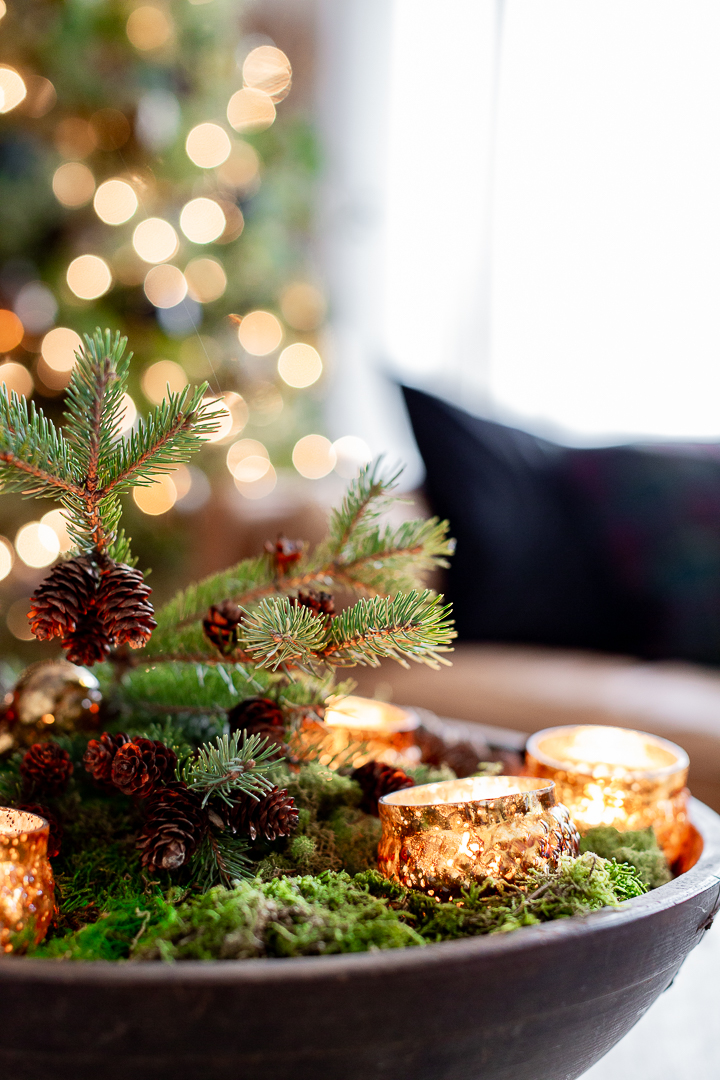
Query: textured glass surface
378,776,579,899
525,725,690,863
297,697,420,767
0,807,54,954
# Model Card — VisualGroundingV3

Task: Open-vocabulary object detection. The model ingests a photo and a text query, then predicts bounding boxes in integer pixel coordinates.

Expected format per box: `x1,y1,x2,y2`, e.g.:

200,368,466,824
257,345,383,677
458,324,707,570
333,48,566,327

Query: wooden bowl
1,802,718,1080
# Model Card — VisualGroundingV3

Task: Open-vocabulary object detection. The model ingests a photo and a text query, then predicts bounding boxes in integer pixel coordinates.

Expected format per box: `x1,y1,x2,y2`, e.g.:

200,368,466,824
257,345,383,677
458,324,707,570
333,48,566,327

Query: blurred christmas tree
0,0,344,665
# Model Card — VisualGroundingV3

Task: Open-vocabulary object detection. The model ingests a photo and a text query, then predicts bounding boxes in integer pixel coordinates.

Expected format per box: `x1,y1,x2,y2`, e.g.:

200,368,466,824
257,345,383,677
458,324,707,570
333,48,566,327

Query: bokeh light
185,123,231,168
280,282,326,331
174,465,211,512
226,437,268,478
40,509,73,553
7,598,34,641
0,67,27,113
204,391,249,443
133,218,179,263
15,521,60,568
36,356,72,393
247,381,283,426
236,310,283,355
234,462,277,500
332,436,373,479
90,109,131,151
242,46,292,103
41,327,83,373
25,75,56,119
0,537,13,582
14,282,57,334
179,198,226,244
292,434,336,479
66,255,112,300
217,141,260,193
0,3,7,21
0,309,25,351
54,117,97,159
141,359,188,405
278,342,323,388
117,393,137,435
184,257,227,303
52,162,95,208
126,6,173,51
93,179,138,225
227,87,275,133
132,474,177,515
143,264,188,308
0,362,33,399
214,199,244,244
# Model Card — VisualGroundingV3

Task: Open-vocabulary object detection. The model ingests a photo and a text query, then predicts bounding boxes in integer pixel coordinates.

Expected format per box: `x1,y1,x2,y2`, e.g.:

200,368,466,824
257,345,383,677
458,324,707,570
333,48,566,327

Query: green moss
580,826,672,889
328,806,383,875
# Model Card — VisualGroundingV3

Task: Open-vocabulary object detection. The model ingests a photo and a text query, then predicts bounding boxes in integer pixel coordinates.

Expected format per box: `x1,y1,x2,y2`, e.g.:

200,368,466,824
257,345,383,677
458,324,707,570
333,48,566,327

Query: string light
66,255,112,300
280,282,326,331
185,123,231,168
143,264,188,308
132,218,179,263
217,141,260,193
179,198,226,244
242,46,292,103
36,356,72,393
0,67,27,113
0,309,25,351
141,360,188,405
0,3,7,21
234,461,277,500
226,438,269,478
227,87,275,133
332,436,373,479
6,599,34,641
54,117,97,159
173,465,211,512
278,342,323,388
93,179,138,225
184,257,227,303
15,522,60,568
236,310,283,355
0,537,13,582
292,434,336,479
117,393,137,435
203,391,248,443
40,509,73,553
52,162,95,208
213,199,243,244
126,6,173,51
132,474,177,515
41,327,83,373
0,362,33,398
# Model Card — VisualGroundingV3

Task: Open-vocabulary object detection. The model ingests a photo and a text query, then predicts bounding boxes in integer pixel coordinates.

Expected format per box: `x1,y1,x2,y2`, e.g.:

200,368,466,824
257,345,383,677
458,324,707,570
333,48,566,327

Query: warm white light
227,87,276,133
15,522,60,568
0,537,14,582
234,462,277,500
236,310,283,355
41,327,82,373
174,465,211,511
332,436,372,479
292,434,336,479
242,46,292,103
0,3,7,21
226,438,268,478
280,282,326,331
184,257,227,303
0,362,33,399
143,264,188,308
40,509,73,553
141,360,188,405
93,179,138,225
14,282,56,335
203,391,249,443
52,162,95,208
278,342,322,388
179,198,226,244
54,116,97,160
117,393,137,435
132,474,177,515
0,67,27,113
132,218,179,263
66,255,112,300
126,6,173,51
217,140,261,193
0,309,24,351
6,598,34,641
185,122,231,168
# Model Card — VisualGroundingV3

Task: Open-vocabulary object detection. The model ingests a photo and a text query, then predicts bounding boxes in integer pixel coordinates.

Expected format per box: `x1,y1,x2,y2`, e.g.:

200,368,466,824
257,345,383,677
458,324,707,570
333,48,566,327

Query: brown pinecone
20,742,73,796
28,555,99,642
111,737,177,797
17,803,63,858
352,761,416,816
292,590,335,620
83,732,131,785
96,562,156,649
230,785,299,841
203,599,244,655
62,609,113,666
264,535,303,576
227,696,288,755
137,782,208,871
440,741,483,779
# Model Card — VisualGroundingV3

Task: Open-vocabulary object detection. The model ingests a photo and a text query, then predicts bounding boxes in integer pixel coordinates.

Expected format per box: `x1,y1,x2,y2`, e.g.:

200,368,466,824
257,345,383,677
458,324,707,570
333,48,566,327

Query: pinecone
352,760,416,816
203,599,243,655
292,590,335,620
111,737,177,797
441,741,483,779
20,742,73,796
227,696,288,755
137,782,208,871
83,732,131,785
264,535,303,576
28,556,99,642
96,561,156,649
230,785,299,841
62,609,113,666
17,802,63,858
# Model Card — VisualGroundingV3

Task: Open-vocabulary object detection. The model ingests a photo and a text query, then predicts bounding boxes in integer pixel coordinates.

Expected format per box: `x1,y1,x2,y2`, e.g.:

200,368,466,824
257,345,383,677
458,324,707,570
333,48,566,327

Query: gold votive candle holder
378,775,579,899
525,725,690,863
299,695,420,768
0,807,55,954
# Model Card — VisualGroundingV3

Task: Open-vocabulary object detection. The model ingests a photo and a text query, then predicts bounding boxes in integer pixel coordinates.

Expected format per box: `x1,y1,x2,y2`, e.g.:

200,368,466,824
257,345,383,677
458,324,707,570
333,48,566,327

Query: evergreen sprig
180,731,280,807
241,597,330,671
190,831,253,890
323,591,455,668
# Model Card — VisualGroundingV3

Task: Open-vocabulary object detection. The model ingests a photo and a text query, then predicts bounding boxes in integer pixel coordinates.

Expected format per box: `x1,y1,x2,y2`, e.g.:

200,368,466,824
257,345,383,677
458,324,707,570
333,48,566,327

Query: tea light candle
525,725,690,862
0,807,55,954
378,775,579,899
302,695,420,768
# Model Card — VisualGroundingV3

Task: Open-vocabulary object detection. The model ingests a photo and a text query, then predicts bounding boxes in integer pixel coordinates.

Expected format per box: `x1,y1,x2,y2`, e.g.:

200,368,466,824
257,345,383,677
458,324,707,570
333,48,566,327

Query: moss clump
580,826,672,889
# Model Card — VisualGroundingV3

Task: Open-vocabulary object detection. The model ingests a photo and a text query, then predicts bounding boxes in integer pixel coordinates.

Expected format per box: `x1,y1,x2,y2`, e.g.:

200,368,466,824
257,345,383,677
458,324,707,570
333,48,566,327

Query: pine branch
239,597,329,671
332,517,454,594
0,390,81,499
180,731,280,807
322,590,456,669
189,831,253,889
327,457,403,557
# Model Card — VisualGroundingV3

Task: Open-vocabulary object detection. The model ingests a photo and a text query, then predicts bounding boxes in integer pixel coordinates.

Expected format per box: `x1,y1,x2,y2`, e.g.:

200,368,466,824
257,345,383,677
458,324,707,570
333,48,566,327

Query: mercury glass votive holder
298,695,420,768
0,807,55,954
378,775,579,899
525,725,690,863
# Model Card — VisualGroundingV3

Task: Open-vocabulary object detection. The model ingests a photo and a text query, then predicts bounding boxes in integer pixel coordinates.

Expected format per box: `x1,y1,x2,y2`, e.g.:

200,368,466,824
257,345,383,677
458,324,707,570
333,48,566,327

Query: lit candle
0,807,55,954
300,695,420,768
378,775,579,899
525,725,690,862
